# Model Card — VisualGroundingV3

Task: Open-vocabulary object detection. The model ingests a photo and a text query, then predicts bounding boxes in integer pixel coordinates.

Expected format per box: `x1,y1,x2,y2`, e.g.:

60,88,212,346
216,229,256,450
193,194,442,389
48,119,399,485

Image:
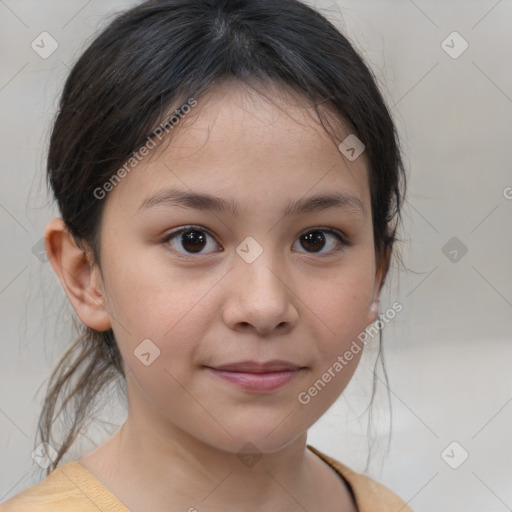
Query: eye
293,228,346,255
162,226,346,259
162,226,221,257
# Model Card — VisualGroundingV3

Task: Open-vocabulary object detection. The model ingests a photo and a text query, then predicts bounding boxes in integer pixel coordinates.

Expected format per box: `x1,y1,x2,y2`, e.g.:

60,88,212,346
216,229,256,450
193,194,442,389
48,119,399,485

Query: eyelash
161,225,347,260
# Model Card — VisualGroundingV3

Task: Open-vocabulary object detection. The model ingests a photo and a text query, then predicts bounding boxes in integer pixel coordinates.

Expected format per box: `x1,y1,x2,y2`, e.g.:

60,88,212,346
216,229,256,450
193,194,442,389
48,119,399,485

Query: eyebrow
138,188,364,218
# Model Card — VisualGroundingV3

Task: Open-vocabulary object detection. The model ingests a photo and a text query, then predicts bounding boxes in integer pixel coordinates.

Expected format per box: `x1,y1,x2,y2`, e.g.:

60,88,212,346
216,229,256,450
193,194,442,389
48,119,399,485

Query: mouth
204,360,306,393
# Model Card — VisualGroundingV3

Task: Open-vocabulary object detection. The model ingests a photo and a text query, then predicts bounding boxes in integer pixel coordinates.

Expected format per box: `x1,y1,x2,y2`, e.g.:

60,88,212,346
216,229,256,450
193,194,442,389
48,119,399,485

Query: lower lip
206,368,301,392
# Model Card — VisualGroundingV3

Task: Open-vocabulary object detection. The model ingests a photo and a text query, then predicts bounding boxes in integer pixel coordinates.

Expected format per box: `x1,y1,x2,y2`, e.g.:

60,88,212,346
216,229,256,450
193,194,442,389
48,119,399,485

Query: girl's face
91,82,385,454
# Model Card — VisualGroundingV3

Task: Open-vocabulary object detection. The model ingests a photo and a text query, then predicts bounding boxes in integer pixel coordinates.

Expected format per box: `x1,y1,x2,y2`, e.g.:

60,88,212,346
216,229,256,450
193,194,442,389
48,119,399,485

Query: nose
221,247,299,336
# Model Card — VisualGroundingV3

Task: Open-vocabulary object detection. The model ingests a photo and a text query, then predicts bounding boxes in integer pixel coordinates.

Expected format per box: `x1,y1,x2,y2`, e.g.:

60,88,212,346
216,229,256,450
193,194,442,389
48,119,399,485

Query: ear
366,244,392,325
44,218,112,331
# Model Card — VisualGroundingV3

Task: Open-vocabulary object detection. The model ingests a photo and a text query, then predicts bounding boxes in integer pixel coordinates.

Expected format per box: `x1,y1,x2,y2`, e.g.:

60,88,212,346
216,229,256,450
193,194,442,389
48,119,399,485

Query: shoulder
306,444,414,512
0,462,128,512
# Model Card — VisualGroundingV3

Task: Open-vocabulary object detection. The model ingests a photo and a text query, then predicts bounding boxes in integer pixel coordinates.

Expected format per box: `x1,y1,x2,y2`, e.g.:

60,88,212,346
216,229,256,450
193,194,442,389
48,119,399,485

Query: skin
45,81,390,512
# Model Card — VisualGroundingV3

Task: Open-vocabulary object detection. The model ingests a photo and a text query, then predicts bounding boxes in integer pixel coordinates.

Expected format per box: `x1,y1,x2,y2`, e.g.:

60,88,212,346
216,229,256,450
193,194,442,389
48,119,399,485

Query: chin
193,410,313,455
208,434,303,457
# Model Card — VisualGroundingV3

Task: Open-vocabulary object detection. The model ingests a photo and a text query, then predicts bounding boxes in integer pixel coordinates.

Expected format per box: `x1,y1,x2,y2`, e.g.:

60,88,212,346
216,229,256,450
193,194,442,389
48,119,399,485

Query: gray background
1,1,511,510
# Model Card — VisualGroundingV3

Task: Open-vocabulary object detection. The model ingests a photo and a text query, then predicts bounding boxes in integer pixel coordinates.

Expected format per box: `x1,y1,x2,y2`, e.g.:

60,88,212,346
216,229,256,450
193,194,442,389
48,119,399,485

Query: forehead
104,81,371,217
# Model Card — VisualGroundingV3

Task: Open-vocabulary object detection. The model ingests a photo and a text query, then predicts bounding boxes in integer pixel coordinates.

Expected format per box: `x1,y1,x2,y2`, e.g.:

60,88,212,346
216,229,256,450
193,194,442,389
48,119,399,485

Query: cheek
300,265,375,406
101,245,209,334
308,267,374,350
297,285,371,411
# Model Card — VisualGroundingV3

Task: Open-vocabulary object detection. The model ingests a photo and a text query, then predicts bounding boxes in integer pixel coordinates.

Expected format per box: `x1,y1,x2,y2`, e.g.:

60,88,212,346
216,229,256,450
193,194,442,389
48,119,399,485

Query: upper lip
207,360,302,373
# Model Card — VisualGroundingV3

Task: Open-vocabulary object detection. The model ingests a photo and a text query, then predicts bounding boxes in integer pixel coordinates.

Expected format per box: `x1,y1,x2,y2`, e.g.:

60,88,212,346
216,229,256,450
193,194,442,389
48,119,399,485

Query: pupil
302,231,325,252
182,230,206,253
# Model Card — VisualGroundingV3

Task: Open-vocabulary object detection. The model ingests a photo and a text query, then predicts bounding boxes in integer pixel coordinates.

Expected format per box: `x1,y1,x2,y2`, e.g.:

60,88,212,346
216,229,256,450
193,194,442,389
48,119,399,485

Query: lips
205,360,304,393
209,360,301,373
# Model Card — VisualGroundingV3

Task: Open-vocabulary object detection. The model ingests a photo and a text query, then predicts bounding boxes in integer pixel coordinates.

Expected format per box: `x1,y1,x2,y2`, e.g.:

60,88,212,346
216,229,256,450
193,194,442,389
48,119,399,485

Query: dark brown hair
37,0,406,476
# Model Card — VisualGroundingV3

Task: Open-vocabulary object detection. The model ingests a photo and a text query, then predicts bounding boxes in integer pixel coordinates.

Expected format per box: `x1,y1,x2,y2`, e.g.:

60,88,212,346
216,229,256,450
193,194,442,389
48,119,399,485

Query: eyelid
305,226,348,244
162,225,348,242
162,224,217,241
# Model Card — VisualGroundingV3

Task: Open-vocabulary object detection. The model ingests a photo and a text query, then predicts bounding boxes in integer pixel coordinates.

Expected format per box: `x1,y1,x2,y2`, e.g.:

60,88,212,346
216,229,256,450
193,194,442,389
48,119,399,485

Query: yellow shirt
0,444,413,511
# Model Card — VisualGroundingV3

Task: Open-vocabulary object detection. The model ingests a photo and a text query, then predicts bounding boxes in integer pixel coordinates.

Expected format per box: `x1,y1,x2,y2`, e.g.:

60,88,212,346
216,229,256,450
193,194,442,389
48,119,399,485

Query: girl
1,0,411,510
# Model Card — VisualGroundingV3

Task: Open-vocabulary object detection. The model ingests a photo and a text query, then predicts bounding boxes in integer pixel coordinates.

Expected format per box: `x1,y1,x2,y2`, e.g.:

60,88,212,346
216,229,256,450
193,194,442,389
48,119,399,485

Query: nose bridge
223,234,297,333
235,234,287,301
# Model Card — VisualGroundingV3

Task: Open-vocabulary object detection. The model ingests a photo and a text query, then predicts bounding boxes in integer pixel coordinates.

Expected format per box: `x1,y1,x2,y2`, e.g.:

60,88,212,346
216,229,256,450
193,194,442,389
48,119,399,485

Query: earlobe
366,300,379,325
44,218,112,331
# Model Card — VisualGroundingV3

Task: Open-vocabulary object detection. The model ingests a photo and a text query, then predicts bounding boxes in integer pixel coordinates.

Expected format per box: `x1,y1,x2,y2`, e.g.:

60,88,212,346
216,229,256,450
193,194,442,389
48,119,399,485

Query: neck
99,419,317,511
